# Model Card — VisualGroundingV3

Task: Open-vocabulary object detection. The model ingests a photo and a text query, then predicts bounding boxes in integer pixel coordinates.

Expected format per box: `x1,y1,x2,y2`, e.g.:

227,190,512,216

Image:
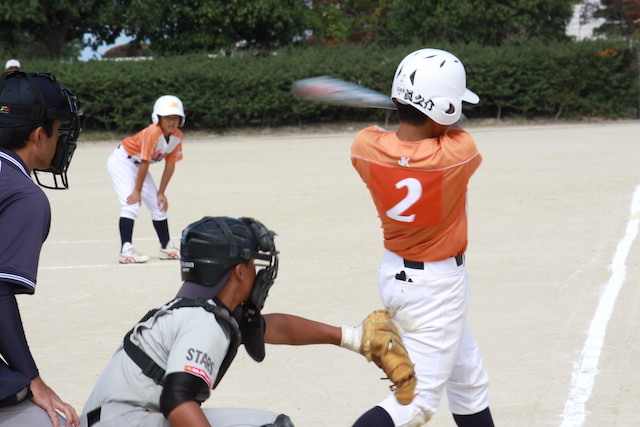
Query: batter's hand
30,376,79,427
126,189,141,205
157,192,168,211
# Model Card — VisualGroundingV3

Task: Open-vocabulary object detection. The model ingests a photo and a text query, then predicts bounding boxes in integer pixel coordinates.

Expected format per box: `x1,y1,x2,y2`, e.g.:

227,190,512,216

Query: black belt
129,156,140,165
87,406,101,427
403,254,464,269
118,144,140,164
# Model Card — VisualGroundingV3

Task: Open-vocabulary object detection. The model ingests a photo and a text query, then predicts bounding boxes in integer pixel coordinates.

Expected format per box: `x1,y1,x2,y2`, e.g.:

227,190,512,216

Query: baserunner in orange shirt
107,95,185,264
350,49,495,427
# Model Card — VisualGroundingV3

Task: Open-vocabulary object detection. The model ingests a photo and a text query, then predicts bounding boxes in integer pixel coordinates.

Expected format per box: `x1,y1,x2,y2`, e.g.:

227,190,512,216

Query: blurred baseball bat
292,75,468,127
292,76,396,110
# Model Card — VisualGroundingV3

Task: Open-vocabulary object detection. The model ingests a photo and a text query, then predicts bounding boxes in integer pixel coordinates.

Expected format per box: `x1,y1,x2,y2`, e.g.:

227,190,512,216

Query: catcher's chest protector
123,297,241,391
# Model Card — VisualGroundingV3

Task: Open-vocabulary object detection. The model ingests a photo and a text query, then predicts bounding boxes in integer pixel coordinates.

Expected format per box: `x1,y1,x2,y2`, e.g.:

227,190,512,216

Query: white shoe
159,240,180,260
119,243,149,264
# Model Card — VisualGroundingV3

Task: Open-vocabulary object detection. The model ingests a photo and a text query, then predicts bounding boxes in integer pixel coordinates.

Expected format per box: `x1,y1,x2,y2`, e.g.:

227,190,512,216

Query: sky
566,1,606,40
78,33,133,61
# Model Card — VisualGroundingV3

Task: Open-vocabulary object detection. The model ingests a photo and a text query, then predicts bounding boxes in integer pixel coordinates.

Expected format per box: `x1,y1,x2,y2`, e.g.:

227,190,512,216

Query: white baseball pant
0,400,67,426
82,401,290,426
107,146,167,221
376,249,490,426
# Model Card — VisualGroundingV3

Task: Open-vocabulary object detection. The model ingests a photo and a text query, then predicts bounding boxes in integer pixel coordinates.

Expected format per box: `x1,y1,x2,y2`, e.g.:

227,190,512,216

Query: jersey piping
0,273,35,291
351,151,480,173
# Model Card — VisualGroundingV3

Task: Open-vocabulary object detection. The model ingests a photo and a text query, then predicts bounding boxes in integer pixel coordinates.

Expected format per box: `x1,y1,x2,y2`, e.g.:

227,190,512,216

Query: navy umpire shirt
0,148,51,295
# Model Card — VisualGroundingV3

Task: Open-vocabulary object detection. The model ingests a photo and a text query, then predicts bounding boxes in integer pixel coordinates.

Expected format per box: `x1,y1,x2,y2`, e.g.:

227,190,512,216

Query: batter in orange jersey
352,126,481,262
349,49,495,427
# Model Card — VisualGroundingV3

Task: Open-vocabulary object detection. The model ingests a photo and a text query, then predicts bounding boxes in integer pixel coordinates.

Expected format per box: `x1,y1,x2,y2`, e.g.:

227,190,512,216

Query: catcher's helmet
391,48,478,126
180,216,278,311
0,72,83,189
151,95,185,127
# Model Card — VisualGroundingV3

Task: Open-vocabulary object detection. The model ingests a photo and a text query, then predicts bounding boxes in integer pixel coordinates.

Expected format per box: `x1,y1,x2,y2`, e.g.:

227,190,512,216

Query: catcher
80,216,415,427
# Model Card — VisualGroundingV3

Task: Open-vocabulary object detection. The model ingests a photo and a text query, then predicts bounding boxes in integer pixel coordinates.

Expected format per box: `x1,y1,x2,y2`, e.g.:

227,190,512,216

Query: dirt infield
19,120,640,426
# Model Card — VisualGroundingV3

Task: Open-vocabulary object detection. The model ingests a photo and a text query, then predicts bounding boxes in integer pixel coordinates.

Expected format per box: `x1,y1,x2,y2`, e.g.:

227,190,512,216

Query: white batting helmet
151,95,185,126
391,48,478,125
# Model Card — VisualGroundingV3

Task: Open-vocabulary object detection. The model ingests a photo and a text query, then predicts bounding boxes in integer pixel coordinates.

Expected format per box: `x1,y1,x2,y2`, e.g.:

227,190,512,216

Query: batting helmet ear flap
432,97,453,112
426,96,461,125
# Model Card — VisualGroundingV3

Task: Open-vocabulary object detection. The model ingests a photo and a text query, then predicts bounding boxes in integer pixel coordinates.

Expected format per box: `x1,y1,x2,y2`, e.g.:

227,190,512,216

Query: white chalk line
40,262,173,270
561,184,640,426
45,237,162,245
41,237,180,270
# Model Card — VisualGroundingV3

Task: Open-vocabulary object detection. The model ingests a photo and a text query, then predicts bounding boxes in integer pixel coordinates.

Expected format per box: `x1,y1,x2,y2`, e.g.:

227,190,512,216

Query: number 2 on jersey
368,164,443,227
387,178,421,222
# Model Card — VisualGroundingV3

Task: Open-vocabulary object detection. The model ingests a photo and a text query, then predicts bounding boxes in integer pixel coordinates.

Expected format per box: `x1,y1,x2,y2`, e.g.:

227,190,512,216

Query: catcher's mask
180,216,279,311
0,72,83,189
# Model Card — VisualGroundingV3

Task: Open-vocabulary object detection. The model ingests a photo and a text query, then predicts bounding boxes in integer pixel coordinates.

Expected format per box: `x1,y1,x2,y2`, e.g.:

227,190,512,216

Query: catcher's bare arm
263,313,341,346
263,310,417,406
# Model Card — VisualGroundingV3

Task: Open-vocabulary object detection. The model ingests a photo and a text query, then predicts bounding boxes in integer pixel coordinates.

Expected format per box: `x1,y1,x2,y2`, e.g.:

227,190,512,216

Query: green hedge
18,40,640,132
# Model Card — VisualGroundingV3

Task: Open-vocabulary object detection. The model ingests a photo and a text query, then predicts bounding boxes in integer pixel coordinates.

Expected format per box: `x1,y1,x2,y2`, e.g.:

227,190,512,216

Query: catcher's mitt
361,309,417,405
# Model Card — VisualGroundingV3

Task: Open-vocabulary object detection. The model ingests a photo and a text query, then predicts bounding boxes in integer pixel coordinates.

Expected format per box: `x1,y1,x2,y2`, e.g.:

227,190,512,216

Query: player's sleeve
164,143,182,163
0,284,39,384
0,187,50,294
165,308,229,390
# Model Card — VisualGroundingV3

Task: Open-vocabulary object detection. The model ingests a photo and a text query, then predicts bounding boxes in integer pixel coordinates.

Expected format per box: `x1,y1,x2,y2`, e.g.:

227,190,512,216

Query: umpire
0,72,83,426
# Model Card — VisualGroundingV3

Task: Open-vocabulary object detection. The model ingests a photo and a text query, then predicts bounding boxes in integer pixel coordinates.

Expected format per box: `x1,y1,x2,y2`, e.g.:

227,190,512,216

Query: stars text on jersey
186,348,214,374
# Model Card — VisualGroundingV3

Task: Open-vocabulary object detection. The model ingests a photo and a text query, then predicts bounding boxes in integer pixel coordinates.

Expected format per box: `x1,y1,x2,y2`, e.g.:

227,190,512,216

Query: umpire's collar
0,148,30,178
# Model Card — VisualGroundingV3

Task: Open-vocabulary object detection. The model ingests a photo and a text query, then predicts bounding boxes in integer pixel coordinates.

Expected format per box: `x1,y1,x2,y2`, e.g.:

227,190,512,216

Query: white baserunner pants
107,146,167,221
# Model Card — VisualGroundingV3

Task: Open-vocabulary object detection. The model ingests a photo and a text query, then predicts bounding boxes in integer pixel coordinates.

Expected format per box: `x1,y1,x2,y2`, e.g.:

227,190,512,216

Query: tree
593,0,640,37
0,0,125,60
303,0,578,46
388,0,578,45
306,0,398,44
120,0,310,55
